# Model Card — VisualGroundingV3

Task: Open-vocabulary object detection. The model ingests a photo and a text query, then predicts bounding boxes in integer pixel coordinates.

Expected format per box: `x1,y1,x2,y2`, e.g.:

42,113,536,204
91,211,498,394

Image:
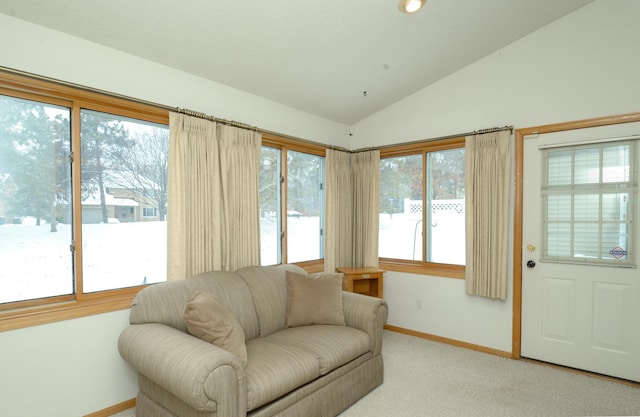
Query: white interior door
521,122,640,382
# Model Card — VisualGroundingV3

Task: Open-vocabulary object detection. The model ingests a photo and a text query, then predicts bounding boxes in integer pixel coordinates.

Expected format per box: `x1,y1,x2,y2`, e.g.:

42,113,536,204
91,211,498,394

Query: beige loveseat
118,264,388,417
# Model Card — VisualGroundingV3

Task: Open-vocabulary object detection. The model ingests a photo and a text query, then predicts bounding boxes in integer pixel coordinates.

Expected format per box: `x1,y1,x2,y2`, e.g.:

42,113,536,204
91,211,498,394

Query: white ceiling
1,0,594,125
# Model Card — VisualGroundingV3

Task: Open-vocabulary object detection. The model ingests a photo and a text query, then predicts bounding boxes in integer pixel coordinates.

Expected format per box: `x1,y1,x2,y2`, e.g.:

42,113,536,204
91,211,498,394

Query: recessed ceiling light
398,0,425,13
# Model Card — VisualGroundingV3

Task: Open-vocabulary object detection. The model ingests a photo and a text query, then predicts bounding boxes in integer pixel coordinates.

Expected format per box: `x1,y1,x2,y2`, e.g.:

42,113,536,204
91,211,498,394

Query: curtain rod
472,125,513,135
175,107,353,152
175,107,260,131
367,125,514,152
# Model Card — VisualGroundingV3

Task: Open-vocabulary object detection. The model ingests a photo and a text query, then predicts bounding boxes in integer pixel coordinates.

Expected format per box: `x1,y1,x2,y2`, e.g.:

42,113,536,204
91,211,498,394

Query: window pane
547,195,571,221
379,154,422,260
574,194,599,221
574,222,599,258
259,146,281,265
286,151,323,263
0,95,72,303
602,222,629,261
574,147,600,184
602,193,628,221
546,221,571,258
547,150,572,186
603,144,630,183
80,110,168,293
426,149,465,264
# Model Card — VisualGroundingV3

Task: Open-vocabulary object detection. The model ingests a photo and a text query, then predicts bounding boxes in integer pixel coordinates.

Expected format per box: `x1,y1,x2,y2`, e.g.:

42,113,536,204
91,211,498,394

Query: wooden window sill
0,292,138,332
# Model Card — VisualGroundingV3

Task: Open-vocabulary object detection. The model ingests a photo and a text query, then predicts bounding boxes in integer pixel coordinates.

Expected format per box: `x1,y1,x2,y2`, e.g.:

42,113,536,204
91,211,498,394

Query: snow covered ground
379,211,465,264
1,211,464,304
0,219,166,303
260,216,321,265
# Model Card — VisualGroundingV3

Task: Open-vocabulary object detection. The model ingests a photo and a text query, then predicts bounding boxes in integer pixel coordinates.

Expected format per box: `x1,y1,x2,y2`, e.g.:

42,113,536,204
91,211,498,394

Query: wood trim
512,111,640,360
0,294,75,312
385,324,512,358
512,128,524,358
84,398,136,417
296,259,325,273
379,136,465,158
0,293,135,332
0,69,169,125
379,260,464,279
262,132,327,157
517,112,640,137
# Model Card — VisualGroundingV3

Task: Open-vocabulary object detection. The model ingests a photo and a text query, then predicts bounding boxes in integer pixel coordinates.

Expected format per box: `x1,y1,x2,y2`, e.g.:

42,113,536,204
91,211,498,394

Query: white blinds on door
542,140,636,267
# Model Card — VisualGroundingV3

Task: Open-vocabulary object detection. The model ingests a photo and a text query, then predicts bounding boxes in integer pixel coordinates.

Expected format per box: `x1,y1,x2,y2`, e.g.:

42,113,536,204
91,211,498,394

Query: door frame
512,111,640,359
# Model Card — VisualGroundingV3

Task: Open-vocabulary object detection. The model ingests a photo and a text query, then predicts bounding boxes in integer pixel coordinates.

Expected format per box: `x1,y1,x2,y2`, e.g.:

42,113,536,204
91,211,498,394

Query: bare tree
116,127,169,221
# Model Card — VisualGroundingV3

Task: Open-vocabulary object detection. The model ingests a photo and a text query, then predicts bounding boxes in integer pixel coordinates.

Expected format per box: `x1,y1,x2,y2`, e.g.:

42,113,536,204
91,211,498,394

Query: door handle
526,260,536,268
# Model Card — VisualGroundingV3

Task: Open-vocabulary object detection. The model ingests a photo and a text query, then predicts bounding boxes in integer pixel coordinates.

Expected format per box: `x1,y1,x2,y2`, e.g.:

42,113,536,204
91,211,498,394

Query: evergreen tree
0,96,70,231
80,111,132,223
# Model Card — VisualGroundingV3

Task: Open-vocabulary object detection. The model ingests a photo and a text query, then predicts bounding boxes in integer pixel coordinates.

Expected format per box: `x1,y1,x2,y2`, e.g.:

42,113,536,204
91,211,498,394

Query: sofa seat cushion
268,325,370,375
245,337,321,411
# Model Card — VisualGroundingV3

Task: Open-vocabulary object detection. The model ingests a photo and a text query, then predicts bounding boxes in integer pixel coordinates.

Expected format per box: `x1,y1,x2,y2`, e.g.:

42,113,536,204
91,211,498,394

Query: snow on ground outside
1,211,464,304
0,219,166,303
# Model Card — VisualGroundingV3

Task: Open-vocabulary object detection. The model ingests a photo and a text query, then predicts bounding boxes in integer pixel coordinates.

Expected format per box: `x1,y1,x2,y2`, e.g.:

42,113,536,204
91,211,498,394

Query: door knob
526,260,536,269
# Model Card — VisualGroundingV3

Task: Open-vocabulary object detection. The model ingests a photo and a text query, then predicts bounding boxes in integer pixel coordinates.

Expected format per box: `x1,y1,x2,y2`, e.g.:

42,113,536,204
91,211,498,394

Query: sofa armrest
118,323,246,416
341,292,388,356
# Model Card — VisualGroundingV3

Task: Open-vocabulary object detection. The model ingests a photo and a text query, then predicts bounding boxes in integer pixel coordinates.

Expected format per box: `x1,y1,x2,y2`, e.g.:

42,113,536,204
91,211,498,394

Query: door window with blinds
541,140,637,267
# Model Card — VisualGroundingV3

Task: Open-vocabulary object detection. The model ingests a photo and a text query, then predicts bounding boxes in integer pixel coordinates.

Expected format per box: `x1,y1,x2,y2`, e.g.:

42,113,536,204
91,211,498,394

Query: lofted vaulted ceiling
1,0,594,125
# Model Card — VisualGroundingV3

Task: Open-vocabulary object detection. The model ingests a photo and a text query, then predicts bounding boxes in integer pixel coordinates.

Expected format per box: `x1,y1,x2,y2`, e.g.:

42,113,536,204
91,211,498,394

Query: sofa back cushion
129,271,260,340
235,264,306,337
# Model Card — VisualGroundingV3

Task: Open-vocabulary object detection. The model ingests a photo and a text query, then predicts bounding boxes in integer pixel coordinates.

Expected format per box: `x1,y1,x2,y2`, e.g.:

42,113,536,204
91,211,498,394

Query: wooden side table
336,267,385,298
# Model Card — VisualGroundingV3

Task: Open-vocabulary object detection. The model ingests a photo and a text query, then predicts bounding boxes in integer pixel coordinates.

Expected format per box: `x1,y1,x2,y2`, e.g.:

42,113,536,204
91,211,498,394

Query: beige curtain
464,130,511,300
167,112,261,280
325,150,352,273
351,151,380,267
324,149,380,272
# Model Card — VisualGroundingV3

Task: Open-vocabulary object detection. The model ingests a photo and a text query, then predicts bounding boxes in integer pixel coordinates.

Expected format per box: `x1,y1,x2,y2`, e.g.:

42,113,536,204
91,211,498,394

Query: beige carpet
113,330,640,417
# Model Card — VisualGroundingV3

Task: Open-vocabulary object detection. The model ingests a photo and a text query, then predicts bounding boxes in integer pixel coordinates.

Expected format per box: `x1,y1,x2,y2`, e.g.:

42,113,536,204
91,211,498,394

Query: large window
0,72,169,327
259,136,325,266
379,138,466,276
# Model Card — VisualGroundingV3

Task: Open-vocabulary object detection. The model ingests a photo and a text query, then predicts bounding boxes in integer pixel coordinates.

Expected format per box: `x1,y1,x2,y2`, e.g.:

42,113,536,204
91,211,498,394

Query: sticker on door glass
609,246,628,259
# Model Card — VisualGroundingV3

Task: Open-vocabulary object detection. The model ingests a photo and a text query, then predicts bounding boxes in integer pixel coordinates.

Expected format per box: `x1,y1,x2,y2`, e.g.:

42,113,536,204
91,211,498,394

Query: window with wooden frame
0,71,169,331
379,137,466,278
260,133,326,272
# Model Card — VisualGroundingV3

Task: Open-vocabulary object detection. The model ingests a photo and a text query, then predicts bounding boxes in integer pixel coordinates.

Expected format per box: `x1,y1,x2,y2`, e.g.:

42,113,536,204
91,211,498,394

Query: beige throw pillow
184,291,248,367
286,271,346,327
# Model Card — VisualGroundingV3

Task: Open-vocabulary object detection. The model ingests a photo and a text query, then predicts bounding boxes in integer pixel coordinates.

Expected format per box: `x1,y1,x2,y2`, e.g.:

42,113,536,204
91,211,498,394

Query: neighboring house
72,185,163,224
107,185,162,222
70,172,164,224
77,190,139,224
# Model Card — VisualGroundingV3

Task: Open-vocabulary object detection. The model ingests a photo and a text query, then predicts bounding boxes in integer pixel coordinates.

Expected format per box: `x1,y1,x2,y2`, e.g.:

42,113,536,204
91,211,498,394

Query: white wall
0,14,349,147
0,310,136,417
353,0,640,353
1,1,639,415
